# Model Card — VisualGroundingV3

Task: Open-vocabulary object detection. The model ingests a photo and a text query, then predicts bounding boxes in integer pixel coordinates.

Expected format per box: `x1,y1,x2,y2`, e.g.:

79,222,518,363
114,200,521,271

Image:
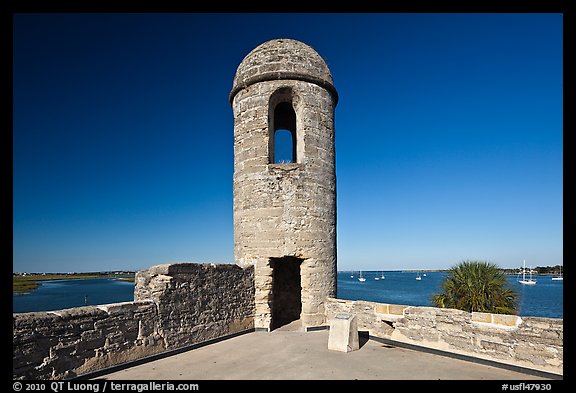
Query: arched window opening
271,101,297,164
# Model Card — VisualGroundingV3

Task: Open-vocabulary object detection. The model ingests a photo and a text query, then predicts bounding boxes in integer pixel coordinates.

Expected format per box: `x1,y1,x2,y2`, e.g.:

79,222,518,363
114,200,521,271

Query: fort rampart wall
325,297,563,376
13,264,562,379
13,263,254,380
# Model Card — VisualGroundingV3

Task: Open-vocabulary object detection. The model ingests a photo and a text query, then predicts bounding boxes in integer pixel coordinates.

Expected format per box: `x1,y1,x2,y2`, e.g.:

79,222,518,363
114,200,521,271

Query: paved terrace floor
91,324,560,381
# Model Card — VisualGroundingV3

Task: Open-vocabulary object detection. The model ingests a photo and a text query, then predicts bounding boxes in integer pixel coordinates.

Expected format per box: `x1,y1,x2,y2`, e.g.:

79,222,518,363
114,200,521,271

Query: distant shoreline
14,266,561,295
340,267,562,275
12,273,135,295
342,269,448,273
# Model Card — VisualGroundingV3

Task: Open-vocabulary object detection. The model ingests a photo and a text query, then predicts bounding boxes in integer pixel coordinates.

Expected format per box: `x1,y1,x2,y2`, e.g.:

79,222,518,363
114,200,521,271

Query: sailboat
551,266,563,281
358,271,366,282
415,272,422,281
518,260,536,285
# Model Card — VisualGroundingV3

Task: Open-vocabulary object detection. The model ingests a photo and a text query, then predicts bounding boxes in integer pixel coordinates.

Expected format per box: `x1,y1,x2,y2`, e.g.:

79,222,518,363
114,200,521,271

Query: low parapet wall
134,263,255,348
13,266,562,379
13,263,255,380
325,297,563,376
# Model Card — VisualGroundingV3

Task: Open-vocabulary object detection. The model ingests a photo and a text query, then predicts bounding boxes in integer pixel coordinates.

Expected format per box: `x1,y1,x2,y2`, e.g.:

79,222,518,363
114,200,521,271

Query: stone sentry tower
230,39,338,331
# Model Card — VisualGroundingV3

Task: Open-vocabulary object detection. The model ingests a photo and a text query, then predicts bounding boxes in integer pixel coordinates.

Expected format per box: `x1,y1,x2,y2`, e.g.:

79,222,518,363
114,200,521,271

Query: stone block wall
134,263,255,347
325,298,563,376
13,263,254,380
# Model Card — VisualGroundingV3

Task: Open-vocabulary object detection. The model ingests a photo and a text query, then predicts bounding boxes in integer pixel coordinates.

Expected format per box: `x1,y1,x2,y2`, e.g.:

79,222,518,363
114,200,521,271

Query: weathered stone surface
493,314,521,327
13,263,255,380
326,297,562,376
230,38,337,105
231,39,338,330
471,311,493,323
136,263,254,348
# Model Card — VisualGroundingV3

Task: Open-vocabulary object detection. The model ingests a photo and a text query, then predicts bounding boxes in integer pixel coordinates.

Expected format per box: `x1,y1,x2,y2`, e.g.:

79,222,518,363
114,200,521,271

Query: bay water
13,271,563,319
337,271,563,319
13,278,136,313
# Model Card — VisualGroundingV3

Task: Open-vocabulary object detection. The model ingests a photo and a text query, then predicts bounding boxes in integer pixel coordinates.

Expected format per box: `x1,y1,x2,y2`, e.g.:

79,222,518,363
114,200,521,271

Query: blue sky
12,13,563,273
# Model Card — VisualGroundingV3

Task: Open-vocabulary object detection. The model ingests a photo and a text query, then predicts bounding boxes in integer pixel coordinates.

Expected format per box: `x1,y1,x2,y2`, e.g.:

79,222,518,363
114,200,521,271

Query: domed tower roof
229,38,338,104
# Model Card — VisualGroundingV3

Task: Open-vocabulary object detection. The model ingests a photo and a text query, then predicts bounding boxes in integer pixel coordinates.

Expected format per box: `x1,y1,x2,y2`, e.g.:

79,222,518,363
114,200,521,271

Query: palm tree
432,260,518,315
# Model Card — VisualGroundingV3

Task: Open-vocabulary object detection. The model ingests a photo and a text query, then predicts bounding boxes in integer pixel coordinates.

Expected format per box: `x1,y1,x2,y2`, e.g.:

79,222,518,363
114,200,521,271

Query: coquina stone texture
230,39,338,330
13,263,254,380
325,297,563,376
134,263,254,347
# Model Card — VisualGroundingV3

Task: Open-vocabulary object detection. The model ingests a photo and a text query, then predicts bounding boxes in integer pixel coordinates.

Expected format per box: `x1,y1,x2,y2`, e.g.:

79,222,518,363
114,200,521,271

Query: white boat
358,271,366,282
375,271,385,280
415,272,422,281
551,266,563,281
518,260,536,285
